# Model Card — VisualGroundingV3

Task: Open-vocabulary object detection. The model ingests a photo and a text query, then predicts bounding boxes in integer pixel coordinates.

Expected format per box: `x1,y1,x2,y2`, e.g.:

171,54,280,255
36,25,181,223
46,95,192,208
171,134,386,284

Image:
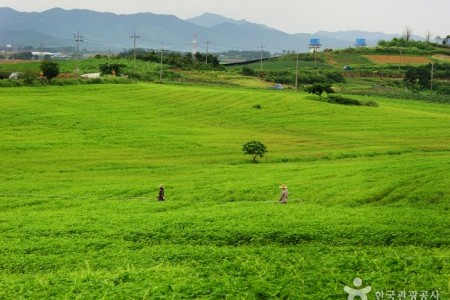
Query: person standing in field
158,184,165,201
279,184,288,204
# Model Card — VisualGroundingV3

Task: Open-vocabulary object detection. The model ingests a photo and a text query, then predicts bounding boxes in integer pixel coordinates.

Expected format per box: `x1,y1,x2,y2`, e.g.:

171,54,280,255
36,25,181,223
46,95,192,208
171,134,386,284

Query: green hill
0,84,449,299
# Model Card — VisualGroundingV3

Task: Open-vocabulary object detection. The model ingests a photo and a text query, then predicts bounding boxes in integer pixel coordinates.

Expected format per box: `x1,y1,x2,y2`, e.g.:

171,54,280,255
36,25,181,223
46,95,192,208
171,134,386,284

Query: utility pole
295,52,299,91
192,33,198,61
205,38,209,65
107,48,111,75
39,41,45,60
130,31,140,73
73,30,84,75
260,42,264,71
160,43,164,82
430,61,434,93
314,49,317,68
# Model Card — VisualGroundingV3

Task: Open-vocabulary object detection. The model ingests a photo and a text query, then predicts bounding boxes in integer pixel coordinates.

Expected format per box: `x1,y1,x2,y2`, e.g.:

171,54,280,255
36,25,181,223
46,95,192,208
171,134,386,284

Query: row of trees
401,26,449,45
435,35,450,45
116,49,222,70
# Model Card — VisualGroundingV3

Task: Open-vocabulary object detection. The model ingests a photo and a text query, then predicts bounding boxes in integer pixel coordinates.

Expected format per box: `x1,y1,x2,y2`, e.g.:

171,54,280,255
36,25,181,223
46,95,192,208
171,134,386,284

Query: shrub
436,85,450,95
297,73,327,84
327,95,379,107
23,69,39,85
99,63,126,76
242,67,256,76
265,71,292,84
0,71,10,80
40,61,60,82
324,71,345,83
304,83,334,97
404,66,431,92
0,79,24,87
327,95,362,105
51,78,82,86
365,101,380,107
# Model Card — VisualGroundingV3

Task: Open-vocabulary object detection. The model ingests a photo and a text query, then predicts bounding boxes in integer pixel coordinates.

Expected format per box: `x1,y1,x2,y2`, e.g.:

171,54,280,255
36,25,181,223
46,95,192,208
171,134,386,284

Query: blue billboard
355,38,367,46
309,38,321,46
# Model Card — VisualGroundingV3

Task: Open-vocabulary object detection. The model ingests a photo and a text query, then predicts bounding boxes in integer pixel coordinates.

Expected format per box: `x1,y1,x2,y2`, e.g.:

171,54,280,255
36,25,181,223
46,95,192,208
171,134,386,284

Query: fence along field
0,83,449,299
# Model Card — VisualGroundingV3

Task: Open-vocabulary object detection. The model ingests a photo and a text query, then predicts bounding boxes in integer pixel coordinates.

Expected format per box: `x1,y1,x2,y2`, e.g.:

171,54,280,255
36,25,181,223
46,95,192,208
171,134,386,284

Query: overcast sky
0,0,448,37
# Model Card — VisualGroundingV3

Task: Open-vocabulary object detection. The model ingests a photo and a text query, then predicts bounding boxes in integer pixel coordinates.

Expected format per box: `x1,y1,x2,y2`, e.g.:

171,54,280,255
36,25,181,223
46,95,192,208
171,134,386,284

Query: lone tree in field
242,141,268,163
40,61,59,82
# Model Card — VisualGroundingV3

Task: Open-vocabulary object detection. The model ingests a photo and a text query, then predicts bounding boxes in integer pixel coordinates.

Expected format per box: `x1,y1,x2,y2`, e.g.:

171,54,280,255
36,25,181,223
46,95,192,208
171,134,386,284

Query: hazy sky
0,0,448,37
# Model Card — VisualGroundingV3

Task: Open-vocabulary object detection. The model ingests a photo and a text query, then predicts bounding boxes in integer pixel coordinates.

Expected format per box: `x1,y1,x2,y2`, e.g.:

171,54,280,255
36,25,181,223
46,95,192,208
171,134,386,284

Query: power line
160,42,164,82
260,42,264,71
192,33,198,60
205,38,209,65
295,52,299,91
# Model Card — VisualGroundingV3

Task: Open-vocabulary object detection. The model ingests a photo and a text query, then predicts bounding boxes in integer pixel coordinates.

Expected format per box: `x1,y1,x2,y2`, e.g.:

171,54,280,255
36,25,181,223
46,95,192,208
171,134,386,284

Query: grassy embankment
0,84,449,299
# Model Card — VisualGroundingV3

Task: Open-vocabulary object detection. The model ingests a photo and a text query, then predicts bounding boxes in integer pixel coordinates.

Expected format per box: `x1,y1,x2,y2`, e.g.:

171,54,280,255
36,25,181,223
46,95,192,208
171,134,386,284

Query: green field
0,83,449,299
0,58,163,75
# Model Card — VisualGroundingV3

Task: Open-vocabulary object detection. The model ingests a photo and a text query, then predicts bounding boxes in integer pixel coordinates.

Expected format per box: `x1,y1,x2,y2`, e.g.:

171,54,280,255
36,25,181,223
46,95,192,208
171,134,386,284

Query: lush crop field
363,55,431,65
433,55,450,62
327,52,373,67
0,84,449,299
0,58,163,76
236,59,334,71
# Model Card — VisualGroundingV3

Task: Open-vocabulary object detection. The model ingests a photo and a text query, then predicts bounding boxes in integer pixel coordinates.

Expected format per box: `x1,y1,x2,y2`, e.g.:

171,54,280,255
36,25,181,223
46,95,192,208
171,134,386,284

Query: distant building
31,52,63,59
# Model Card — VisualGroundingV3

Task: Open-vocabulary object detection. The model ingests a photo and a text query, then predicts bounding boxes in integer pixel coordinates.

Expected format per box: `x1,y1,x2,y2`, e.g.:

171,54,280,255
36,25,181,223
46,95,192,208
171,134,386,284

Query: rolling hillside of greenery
1,37,450,103
0,83,449,299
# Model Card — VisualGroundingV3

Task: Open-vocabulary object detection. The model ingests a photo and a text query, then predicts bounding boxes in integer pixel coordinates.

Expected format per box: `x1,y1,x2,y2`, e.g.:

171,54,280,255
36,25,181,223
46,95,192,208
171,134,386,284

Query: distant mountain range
0,8,412,53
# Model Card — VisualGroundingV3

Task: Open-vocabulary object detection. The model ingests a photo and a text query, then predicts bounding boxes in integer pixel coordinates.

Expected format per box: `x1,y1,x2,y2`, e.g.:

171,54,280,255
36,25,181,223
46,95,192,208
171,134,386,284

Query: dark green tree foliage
436,85,450,95
242,67,256,76
99,63,126,76
242,141,268,163
429,63,450,79
119,49,222,70
378,38,434,50
404,66,431,92
40,61,59,82
194,52,221,68
304,83,334,97
11,52,33,60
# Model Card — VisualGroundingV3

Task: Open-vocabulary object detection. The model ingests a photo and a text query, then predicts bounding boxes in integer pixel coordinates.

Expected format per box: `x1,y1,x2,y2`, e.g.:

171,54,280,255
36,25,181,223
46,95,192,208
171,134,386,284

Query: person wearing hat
158,184,165,201
279,184,288,204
